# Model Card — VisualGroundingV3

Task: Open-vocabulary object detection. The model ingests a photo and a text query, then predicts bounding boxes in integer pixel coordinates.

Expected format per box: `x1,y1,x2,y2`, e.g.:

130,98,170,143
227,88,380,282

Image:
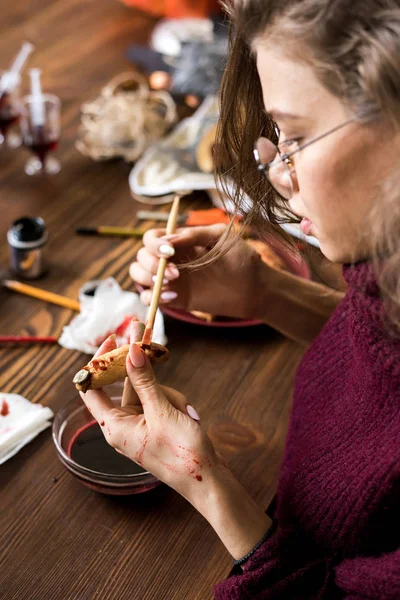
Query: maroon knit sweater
214,262,400,599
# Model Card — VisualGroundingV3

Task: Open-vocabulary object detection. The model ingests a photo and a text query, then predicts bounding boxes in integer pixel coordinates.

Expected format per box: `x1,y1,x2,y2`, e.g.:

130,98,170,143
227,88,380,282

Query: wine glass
0,71,22,149
20,93,61,175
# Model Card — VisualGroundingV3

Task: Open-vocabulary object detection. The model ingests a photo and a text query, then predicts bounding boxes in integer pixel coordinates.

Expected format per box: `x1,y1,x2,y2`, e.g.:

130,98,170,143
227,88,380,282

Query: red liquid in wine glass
24,125,59,163
0,92,20,137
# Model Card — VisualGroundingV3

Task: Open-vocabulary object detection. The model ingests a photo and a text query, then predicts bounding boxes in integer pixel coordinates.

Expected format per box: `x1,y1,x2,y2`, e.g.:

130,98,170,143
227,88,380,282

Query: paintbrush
141,194,181,348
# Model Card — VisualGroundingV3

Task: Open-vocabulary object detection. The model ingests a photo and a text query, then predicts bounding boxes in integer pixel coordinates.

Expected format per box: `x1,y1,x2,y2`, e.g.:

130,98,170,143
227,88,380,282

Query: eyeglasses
253,118,354,200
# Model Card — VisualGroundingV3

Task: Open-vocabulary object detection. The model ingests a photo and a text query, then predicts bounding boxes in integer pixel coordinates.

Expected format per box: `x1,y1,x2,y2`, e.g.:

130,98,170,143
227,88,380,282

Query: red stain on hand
124,440,127,447
1,400,9,416
156,437,206,481
160,461,188,475
100,421,105,427
135,433,149,465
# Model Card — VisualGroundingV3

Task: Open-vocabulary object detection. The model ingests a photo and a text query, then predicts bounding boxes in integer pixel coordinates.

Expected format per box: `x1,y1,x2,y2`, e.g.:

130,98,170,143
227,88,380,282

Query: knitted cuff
232,519,278,567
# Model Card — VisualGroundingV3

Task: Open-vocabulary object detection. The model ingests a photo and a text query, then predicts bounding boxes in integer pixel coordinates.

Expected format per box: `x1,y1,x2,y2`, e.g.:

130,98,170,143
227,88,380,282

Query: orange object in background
121,0,164,16
121,0,222,18
185,207,238,226
166,0,221,18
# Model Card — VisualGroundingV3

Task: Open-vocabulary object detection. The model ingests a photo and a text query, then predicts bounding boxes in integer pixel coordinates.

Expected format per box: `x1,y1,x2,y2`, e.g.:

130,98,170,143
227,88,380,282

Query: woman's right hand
130,224,266,321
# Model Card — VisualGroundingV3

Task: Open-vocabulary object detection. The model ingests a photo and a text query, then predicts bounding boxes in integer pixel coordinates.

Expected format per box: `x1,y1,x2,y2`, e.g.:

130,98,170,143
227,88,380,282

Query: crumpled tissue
58,277,167,354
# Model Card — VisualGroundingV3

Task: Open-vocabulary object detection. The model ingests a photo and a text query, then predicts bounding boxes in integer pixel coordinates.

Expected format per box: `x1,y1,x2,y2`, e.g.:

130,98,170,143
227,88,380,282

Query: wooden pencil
3,280,80,312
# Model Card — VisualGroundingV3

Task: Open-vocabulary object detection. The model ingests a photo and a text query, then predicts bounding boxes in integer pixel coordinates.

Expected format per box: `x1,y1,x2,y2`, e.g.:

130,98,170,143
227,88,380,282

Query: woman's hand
80,321,272,560
129,224,266,321
80,321,224,504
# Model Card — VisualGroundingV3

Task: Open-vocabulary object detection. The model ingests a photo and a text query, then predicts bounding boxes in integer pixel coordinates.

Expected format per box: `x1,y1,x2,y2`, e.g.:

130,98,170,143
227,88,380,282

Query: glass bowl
52,382,161,495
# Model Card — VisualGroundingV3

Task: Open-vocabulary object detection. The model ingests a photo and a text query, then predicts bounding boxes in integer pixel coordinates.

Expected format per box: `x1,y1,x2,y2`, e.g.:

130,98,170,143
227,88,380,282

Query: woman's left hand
81,320,272,560
80,321,224,505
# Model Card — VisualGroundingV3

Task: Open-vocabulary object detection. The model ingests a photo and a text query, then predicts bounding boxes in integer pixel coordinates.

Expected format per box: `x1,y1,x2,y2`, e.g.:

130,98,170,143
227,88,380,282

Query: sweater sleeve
214,529,400,600
335,548,400,599
213,528,332,600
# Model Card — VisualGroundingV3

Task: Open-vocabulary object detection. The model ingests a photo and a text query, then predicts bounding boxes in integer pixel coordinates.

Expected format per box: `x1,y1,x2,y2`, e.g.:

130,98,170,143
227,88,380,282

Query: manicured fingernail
108,334,117,341
159,244,175,258
165,265,180,280
161,291,178,302
152,275,169,285
129,343,146,368
186,405,200,421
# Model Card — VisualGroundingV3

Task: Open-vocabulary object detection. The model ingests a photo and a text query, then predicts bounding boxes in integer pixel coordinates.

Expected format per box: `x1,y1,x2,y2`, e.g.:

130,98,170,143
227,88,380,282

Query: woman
82,0,400,597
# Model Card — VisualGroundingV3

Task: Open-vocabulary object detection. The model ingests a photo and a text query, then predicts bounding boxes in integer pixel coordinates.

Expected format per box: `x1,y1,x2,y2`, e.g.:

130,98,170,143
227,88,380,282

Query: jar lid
7,216,48,249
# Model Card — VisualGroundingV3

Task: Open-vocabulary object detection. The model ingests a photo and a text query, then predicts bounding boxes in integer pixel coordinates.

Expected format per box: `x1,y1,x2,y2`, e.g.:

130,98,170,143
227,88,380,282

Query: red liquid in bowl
67,420,145,476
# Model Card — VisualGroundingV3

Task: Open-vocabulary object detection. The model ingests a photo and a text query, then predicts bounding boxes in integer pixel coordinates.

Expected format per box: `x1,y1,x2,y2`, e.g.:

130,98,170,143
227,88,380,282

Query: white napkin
59,277,167,355
0,394,54,465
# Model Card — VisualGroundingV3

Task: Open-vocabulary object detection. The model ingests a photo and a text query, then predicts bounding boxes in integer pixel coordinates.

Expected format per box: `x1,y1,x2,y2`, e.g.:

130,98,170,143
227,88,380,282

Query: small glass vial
7,216,48,279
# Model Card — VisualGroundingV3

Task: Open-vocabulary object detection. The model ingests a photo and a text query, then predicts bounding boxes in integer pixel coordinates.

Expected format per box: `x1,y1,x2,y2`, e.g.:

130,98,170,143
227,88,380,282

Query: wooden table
0,2,305,598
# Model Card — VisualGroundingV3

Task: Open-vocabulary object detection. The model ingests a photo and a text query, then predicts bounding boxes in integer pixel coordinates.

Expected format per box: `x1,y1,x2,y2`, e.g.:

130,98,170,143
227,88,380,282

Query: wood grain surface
0,2,305,599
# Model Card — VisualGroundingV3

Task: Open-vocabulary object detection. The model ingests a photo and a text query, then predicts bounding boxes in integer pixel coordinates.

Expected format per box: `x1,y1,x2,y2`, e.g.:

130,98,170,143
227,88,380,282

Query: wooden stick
141,194,181,347
2,280,80,312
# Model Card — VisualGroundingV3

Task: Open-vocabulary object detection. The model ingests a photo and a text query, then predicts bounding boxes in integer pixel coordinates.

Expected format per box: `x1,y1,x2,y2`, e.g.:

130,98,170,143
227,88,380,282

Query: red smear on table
1,400,9,416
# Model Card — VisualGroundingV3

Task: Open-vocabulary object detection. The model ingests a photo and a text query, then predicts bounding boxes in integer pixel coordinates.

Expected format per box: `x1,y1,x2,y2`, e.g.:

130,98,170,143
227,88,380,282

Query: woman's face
255,43,396,263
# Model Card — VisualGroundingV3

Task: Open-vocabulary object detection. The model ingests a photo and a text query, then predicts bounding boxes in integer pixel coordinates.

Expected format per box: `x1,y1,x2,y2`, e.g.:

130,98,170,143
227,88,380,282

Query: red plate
138,240,311,328
162,243,310,327
161,307,263,328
